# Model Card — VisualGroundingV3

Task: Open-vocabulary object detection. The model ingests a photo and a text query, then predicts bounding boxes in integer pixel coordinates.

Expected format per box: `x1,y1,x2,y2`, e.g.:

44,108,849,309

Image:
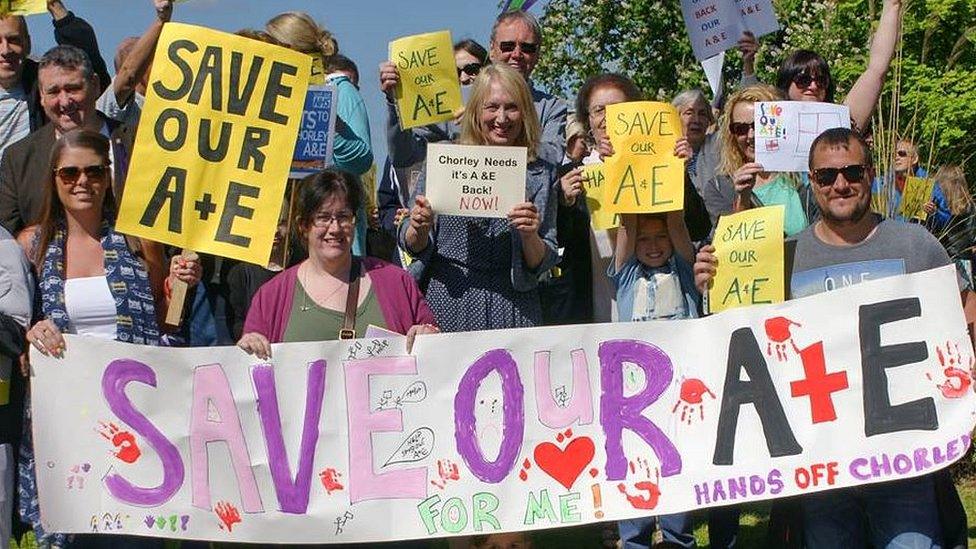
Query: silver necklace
300,263,349,312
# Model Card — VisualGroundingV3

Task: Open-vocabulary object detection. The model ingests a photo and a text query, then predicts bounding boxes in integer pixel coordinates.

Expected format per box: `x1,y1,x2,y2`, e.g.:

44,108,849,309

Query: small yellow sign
390,30,462,130
899,176,935,221
709,205,785,313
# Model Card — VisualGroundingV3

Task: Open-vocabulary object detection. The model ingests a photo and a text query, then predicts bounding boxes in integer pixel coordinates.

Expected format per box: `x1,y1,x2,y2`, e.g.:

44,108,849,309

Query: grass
9,481,976,548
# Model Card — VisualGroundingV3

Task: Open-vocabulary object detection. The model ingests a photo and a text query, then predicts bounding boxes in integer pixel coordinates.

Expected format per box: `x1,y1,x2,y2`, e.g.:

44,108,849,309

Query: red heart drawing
532,436,595,490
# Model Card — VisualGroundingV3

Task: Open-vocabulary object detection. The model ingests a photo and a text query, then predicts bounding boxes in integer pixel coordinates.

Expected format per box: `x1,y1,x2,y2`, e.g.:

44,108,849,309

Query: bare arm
844,0,902,130
667,210,695,265
614,214,637,272
114,1,173,107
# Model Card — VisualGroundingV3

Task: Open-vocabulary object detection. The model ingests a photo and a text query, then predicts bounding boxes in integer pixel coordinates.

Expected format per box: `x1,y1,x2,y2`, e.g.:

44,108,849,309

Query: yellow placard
389,30,462,130
899,176,935,221
581,163,619,230
709,205,785,313
116,23,311,265
361,163,378,215
0,0,45,15
870,191,888,216
602,102,685,214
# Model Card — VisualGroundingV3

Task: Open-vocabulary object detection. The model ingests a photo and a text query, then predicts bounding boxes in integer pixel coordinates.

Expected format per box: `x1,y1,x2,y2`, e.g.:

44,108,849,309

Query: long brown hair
935,165,973,215
31,129,113,268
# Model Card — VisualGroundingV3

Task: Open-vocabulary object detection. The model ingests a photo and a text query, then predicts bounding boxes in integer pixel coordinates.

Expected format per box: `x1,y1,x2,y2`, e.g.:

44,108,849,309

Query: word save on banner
603,102,684,214
680,0,779,61
424,142,527,218
291,85,337,179
390,30,463,130
116,23,310,265
29,267,976,543
709,205,785,313
753,101,850,172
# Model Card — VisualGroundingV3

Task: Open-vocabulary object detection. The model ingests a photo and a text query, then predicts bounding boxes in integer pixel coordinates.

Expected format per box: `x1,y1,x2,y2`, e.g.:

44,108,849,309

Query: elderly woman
672,89,716,194
400,63,557,331
17,128,200,548
239,169,436,359
702,84,809,236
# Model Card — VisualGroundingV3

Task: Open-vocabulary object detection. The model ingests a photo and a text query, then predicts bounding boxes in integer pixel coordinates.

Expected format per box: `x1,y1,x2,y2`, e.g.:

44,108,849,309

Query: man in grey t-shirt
695,127,975,547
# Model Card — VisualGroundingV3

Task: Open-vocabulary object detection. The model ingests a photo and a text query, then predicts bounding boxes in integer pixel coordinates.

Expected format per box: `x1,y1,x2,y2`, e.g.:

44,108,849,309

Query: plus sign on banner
117,23,311,265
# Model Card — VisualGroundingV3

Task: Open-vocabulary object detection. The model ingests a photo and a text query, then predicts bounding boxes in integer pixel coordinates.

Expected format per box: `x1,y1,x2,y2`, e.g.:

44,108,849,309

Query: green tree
533,0,976,177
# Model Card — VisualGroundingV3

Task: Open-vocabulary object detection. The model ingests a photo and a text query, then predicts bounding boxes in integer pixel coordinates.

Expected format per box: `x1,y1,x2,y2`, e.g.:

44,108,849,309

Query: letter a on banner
116,23,310,265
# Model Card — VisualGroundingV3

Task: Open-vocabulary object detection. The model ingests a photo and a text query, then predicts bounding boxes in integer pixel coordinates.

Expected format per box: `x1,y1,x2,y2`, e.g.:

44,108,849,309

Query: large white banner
31,267,975,543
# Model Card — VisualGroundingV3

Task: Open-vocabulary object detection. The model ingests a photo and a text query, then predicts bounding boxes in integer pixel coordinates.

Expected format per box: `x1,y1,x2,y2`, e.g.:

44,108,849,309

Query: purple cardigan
243,257,436,342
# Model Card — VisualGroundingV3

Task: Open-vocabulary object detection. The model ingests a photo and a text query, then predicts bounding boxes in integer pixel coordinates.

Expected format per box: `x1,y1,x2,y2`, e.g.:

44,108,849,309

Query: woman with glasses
238,169,437,360
16,129,200,548
455,39,488,87
399,63,558,331
775,0,901,132
703,84,810,236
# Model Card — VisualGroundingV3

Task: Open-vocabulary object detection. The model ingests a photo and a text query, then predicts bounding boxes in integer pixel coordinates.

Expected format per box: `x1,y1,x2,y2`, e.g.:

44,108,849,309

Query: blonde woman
400,63,558,331
933,165,975,286
703,84,809,236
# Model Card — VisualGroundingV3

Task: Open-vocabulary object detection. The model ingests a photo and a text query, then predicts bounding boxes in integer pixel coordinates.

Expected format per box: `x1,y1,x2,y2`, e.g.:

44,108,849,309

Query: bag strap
338,258,362,340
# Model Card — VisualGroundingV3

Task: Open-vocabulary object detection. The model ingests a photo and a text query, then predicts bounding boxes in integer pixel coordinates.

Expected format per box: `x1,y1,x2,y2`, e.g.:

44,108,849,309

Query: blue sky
25,0,526,166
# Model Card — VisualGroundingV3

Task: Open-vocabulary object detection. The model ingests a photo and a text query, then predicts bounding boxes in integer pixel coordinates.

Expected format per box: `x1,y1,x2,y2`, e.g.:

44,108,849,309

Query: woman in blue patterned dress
399,63,558,331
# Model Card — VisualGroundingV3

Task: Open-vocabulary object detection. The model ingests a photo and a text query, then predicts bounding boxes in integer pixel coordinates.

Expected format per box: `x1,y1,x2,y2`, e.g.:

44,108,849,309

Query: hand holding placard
708,205,785,312
389,31,463,130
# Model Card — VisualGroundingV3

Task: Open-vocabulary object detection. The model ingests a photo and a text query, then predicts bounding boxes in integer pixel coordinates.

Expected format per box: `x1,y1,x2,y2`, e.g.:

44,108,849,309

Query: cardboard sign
424,143,526,218
603,102,685,214
709,205,785,312
31,266,975,542
116,23,310,265
680,0,779,61
290,85,337,179
754,101,850,172
581,163,620,230
390,30,463,130
900,177,935,221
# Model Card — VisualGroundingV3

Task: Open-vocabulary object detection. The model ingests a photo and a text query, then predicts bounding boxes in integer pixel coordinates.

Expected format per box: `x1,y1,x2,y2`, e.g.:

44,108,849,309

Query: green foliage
534,0,976,177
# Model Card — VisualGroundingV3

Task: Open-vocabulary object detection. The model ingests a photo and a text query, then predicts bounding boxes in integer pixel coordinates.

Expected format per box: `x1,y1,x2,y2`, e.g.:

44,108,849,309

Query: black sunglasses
729,122,754,136
54,164,110,183
499,41,538,54
792,72,827,90
457,62,482,77
812,164,867,187
896,150,909,157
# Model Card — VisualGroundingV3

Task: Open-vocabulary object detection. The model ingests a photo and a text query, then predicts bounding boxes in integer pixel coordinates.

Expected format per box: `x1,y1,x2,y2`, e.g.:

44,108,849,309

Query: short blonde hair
266,12,337,63
717,84,782,176
460,63,540,160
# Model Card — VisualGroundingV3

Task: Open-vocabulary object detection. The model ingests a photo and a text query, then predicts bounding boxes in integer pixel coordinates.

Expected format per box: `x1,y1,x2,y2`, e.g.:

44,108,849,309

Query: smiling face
0,17,27,89
731,100,756,162
811,139,873,224
303,192,355,264
489,19,538,79
787,71,828,102
54,146,109,215
587,84,627,153
39,64,97,135
480,79,523,146
635,216,672,268
455,49,481,86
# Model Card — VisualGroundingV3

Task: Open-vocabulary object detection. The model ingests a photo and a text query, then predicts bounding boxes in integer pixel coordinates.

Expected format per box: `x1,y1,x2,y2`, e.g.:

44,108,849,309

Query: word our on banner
116,23,311,265
754,101,851,172
582,163,620,231
709,205,785,313
680,0,779,61
603,102,684,215
0,0,44,16
424,142,526,218
31,266,976,543
390,30,463,130
291,85,337,179
900,176,935,221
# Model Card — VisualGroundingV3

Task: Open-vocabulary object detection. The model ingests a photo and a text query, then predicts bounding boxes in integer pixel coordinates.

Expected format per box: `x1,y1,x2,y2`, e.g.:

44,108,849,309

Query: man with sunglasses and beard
694,127,975,549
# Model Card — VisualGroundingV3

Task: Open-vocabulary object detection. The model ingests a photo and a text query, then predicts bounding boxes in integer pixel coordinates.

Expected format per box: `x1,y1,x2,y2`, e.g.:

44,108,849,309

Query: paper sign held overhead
424,142,526,219
290,85,337,179
390,30,463,130
709,205,785,312
603,102,685,215
680,0,779,61
116,23,311,265
754,101,850,172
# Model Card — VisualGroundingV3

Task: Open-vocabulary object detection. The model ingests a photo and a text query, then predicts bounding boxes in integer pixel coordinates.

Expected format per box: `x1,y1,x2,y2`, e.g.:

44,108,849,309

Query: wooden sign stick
165,249,199,328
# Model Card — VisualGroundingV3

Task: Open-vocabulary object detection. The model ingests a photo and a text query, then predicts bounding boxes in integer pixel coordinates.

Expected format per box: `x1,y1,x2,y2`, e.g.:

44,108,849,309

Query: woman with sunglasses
16,129,200,548
455,39,488,87
703,84,810,236
400,63,558,331
775,0,901,132
238,169,437,360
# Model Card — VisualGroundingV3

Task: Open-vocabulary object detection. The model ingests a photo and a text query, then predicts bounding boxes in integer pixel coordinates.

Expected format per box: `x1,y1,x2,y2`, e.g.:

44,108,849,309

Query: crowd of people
0,0,969,547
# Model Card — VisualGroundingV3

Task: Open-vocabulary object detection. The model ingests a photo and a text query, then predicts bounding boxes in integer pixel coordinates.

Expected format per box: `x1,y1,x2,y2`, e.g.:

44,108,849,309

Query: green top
282,279,387,342
754,174,809,236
